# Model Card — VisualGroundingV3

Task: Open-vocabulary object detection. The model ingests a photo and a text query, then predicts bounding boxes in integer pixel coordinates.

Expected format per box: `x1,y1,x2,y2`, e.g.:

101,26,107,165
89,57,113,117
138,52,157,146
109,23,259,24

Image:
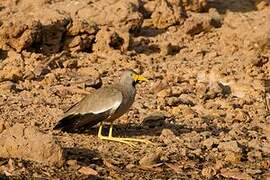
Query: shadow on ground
67,121,230,138
63,147,102,166
207,0,258,14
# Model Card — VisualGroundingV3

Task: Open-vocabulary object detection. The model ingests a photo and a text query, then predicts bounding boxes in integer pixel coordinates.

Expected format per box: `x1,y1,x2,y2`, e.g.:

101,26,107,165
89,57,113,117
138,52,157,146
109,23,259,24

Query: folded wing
54,87,123,132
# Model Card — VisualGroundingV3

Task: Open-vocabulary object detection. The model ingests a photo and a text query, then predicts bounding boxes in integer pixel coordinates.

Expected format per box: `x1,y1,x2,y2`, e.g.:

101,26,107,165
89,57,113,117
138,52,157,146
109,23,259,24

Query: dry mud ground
0,0,270,179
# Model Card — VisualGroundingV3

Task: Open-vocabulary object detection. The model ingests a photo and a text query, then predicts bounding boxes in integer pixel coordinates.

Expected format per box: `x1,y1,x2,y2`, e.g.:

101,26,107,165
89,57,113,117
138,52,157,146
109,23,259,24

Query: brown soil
0,0,270,179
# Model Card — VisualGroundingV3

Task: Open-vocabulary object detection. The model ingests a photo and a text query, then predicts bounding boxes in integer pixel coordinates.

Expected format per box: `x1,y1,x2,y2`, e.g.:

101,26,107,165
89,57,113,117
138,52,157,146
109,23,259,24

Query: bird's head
120,69,148,87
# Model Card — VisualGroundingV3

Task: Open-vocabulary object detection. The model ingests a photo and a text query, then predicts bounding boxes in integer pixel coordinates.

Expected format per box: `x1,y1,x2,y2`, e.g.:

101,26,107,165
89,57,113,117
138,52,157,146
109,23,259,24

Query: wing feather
54,87,122,131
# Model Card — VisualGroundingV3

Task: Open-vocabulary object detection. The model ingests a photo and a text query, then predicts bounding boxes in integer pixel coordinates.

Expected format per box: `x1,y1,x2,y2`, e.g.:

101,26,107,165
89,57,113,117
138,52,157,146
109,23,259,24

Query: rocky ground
0,0,270,179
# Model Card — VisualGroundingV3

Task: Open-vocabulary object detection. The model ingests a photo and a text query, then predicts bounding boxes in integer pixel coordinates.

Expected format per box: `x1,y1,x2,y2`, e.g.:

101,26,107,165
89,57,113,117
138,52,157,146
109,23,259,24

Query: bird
54,69,152,146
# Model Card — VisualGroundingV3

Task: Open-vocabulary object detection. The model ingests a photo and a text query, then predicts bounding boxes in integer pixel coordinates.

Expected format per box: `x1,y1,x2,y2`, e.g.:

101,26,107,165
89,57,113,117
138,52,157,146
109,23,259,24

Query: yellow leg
98,122,135,146
98,122,153,146
109,123,153,144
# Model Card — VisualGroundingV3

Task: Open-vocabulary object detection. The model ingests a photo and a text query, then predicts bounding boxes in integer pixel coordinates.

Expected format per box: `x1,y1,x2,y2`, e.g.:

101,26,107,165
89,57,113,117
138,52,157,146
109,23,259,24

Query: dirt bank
0,0,270,179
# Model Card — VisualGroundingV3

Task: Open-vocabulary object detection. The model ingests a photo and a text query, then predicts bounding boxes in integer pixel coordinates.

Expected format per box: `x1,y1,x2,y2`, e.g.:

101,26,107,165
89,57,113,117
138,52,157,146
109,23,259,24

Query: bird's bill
132,74,148,82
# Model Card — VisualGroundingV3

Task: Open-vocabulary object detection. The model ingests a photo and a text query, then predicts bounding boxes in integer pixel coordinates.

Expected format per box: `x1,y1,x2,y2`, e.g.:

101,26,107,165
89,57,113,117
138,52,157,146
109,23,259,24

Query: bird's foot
98,135,136,147
116,137,154,145
98,123,154,146
98,135,153,147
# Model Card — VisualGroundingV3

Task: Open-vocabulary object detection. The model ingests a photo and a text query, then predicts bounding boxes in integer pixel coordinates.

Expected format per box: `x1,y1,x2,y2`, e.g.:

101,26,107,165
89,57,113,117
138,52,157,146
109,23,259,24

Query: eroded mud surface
0,0,270,179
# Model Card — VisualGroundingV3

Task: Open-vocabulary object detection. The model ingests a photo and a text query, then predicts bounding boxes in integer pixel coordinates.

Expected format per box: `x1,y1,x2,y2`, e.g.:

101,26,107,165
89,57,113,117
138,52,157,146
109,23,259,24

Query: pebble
0,121,5,134
201,166,216,178
85,77,102,89
159,129,177,145
224,151,241,163
142,112,166,128
151,79,169,94
139,149,162,166
247,150,262,162
66,159,78,169
179,94,196,106
0,123,63,166
218,141,241,153
157,88,172,98
78,166,98,176
220,168,253,180
0,81,16,92
202,137,219,149
0,67,23,82
62,59,78,68
126,164,135,169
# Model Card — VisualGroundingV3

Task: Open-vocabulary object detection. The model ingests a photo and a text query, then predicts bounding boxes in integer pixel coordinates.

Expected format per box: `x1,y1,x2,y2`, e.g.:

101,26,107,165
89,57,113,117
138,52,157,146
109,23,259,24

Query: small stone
166,97,181,106
42,73,56,86
67,19,97,36
109,32,124,49
214,160,225,170
33,65,50,78
23,71,35,80
142,112,166,128
126,164,135,169
224,152,241,163
7,159,14,173
179,94,196,106
170,105,192,117
77,67,99,77
151,79,169,94
0,67,23,82
264,172,270,179
0,123,63,166
247,150,262,162
85,77,102,89
0,158,15,177
183,0,208,12
208,8,222,27
139,149,162,166
157,88,172,98
0,120,7,134
17,162,23,168
170,106,182,116
218,141,241,153
192,149,202,156
161,43,181,56
196,83,207,98
78,166,98,176
202,137,219,149
150,0,185,29
261,159,270,169
196,71,208,83
246,169,262,175
218,82,232,96
255,0,270,10
63,59,78,68
159,129,177,145
66,36,81,48
66,160,78,168
202,166,216,178
0,81,16,92
262,142,270,154
220,168,253,180
248,139,260,149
